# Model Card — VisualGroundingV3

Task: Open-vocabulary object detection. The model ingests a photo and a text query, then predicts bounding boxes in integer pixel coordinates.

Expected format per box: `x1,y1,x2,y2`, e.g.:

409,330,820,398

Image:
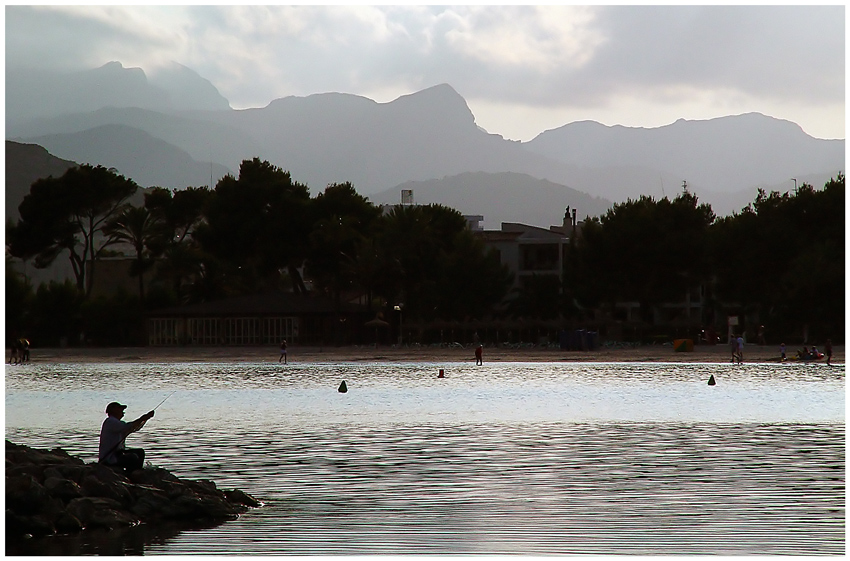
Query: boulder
53,511,84,534
6,474,53,515
225,488,262,508
5,440,260,541
43,476,84,502
80,474,134,506
129,489,172,519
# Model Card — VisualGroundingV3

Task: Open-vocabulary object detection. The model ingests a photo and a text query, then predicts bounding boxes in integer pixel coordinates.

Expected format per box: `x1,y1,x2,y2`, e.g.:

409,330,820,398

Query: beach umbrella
364,317,390,346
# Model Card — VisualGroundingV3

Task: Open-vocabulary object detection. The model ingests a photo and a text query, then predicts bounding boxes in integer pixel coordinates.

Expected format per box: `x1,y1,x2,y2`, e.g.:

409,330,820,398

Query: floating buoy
438,369,445,378
707,375,716,386
338,380,348,393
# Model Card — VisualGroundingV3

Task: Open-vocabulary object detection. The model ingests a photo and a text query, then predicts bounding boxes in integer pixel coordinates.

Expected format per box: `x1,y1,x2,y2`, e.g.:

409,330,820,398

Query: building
147,292,368,346
86,257,148,298
475,222,570,291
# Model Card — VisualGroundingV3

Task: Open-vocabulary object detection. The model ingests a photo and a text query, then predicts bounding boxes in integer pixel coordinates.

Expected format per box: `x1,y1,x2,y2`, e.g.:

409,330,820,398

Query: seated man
98,402,154,472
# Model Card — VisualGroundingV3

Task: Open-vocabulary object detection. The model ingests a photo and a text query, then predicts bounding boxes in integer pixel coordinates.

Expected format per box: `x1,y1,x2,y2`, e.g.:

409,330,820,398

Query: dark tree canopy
571,191,715,321
708,174,844,340
8,156,842,346
194,158,312,296
8,164,138,295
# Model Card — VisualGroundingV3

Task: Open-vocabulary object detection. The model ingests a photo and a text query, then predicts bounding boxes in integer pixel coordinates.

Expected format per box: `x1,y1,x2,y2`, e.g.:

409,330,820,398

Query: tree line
6,157,844,346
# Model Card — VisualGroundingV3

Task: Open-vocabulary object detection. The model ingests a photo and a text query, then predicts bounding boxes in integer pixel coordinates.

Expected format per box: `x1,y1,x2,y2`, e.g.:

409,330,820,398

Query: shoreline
12,344,844,365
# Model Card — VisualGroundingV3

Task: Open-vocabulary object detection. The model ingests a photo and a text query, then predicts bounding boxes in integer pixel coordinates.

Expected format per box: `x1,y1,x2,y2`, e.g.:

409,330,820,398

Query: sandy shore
14,343,844,365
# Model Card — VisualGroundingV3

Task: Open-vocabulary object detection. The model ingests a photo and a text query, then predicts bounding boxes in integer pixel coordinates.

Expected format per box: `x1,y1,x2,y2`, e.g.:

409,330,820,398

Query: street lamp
394,304,403,346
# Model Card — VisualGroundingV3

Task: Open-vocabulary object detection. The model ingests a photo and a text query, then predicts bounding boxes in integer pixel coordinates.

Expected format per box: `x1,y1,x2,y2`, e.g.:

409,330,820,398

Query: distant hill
6,61,844,218
19,124,232,190
524,114,844,197
6,61,230,129
371,172,613,229
5,141,76,221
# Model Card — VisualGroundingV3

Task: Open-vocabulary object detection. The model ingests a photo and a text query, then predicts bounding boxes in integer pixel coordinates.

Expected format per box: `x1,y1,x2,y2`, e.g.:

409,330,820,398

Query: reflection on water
5,361,845,555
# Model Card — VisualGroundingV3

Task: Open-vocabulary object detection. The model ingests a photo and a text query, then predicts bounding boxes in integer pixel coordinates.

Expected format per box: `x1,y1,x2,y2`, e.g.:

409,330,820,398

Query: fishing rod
99,391,176,464
151,391,177,412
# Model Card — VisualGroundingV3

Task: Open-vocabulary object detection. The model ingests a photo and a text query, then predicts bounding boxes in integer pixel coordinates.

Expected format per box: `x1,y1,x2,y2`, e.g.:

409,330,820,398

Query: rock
54,511,83,534
225,488,262,508
80,474,134,506
6,474,53,515
128,466,180,486
88,507,140,531
6,463,48,483
66,496,134,529
5,440,261,541
6,510,55,537
52,464,90,483
43,476,84,502
129,489,172,519
89,462,131,484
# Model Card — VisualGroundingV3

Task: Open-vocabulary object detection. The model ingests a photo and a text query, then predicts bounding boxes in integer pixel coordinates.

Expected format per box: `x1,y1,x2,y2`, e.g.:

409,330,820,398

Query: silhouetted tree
709,173,844,341
7,165,138,296
194,158,311,296
376,204,511,322
571,191,715,322
102,206,169,306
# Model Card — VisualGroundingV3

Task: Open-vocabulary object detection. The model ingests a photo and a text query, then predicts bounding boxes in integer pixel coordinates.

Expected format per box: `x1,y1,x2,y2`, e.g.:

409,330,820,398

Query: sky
4,4,846,141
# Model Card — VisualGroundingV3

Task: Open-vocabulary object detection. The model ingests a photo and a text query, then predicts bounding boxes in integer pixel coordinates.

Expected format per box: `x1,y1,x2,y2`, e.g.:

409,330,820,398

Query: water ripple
5,362,844,555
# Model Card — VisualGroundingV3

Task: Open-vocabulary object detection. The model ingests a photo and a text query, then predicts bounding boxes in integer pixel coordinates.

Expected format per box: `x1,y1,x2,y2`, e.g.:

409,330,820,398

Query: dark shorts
115,448,146,472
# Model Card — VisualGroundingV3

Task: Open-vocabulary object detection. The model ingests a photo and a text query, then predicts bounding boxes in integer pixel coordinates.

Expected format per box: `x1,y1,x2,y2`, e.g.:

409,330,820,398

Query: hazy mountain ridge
6,62,230,128
525,114,844,193
5,141,77,221
6,61,844,222
21,125,233,191
370,172,613,230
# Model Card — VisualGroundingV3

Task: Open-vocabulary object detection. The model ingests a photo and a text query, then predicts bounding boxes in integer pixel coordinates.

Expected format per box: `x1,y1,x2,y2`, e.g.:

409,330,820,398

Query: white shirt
99,415,129,464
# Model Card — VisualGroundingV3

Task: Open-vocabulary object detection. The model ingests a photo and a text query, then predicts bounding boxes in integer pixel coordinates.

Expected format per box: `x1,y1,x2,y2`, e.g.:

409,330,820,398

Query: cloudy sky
5,5,845,141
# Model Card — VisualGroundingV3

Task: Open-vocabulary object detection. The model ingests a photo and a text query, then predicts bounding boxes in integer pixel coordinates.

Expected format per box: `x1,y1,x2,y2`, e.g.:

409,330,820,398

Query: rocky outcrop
5,440,260,540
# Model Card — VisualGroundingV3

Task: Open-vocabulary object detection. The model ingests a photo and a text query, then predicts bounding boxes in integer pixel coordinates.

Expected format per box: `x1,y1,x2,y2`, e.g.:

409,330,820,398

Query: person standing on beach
279,339,287,364
736,335,745,363
9,341,20,365
475,344,483,366
780,342,786,362
825,339,833,365
99,402,154,473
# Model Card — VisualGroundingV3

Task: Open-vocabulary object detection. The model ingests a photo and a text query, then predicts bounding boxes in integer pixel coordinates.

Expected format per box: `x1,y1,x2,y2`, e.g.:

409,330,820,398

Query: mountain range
7,61,844,230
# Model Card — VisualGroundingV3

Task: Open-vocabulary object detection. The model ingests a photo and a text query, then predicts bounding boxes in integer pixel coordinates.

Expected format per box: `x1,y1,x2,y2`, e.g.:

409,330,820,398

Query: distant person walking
825,339,833,366
736,335,745,363
8,342,19,365
279,339,287,364
757,325,766,346
475,344,483,366
730,336,738,364
780,342,787,362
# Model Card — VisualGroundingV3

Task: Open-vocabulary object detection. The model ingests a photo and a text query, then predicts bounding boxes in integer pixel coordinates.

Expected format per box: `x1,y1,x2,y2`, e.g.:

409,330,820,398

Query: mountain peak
389,83,475,126
394,83,463,104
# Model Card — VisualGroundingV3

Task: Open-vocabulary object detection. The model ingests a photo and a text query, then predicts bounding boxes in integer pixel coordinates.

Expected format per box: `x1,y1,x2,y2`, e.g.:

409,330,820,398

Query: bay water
5,360,845,555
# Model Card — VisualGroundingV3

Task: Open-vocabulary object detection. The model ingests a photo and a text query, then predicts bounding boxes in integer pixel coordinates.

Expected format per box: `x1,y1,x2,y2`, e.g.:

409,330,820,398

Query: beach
18,343,844,365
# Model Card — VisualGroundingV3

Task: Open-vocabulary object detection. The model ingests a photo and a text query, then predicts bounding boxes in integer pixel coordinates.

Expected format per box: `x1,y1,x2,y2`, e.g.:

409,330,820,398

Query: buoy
438,369,445,378
338,380,348,393
707,375,716,386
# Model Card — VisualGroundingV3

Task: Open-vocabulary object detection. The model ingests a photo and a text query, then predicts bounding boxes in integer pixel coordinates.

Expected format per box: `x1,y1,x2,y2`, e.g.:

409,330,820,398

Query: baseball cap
105,402,127,414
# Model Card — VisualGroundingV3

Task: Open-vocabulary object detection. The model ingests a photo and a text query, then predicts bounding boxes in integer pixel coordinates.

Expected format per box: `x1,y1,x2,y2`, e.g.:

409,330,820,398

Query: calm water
5,360,845,555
